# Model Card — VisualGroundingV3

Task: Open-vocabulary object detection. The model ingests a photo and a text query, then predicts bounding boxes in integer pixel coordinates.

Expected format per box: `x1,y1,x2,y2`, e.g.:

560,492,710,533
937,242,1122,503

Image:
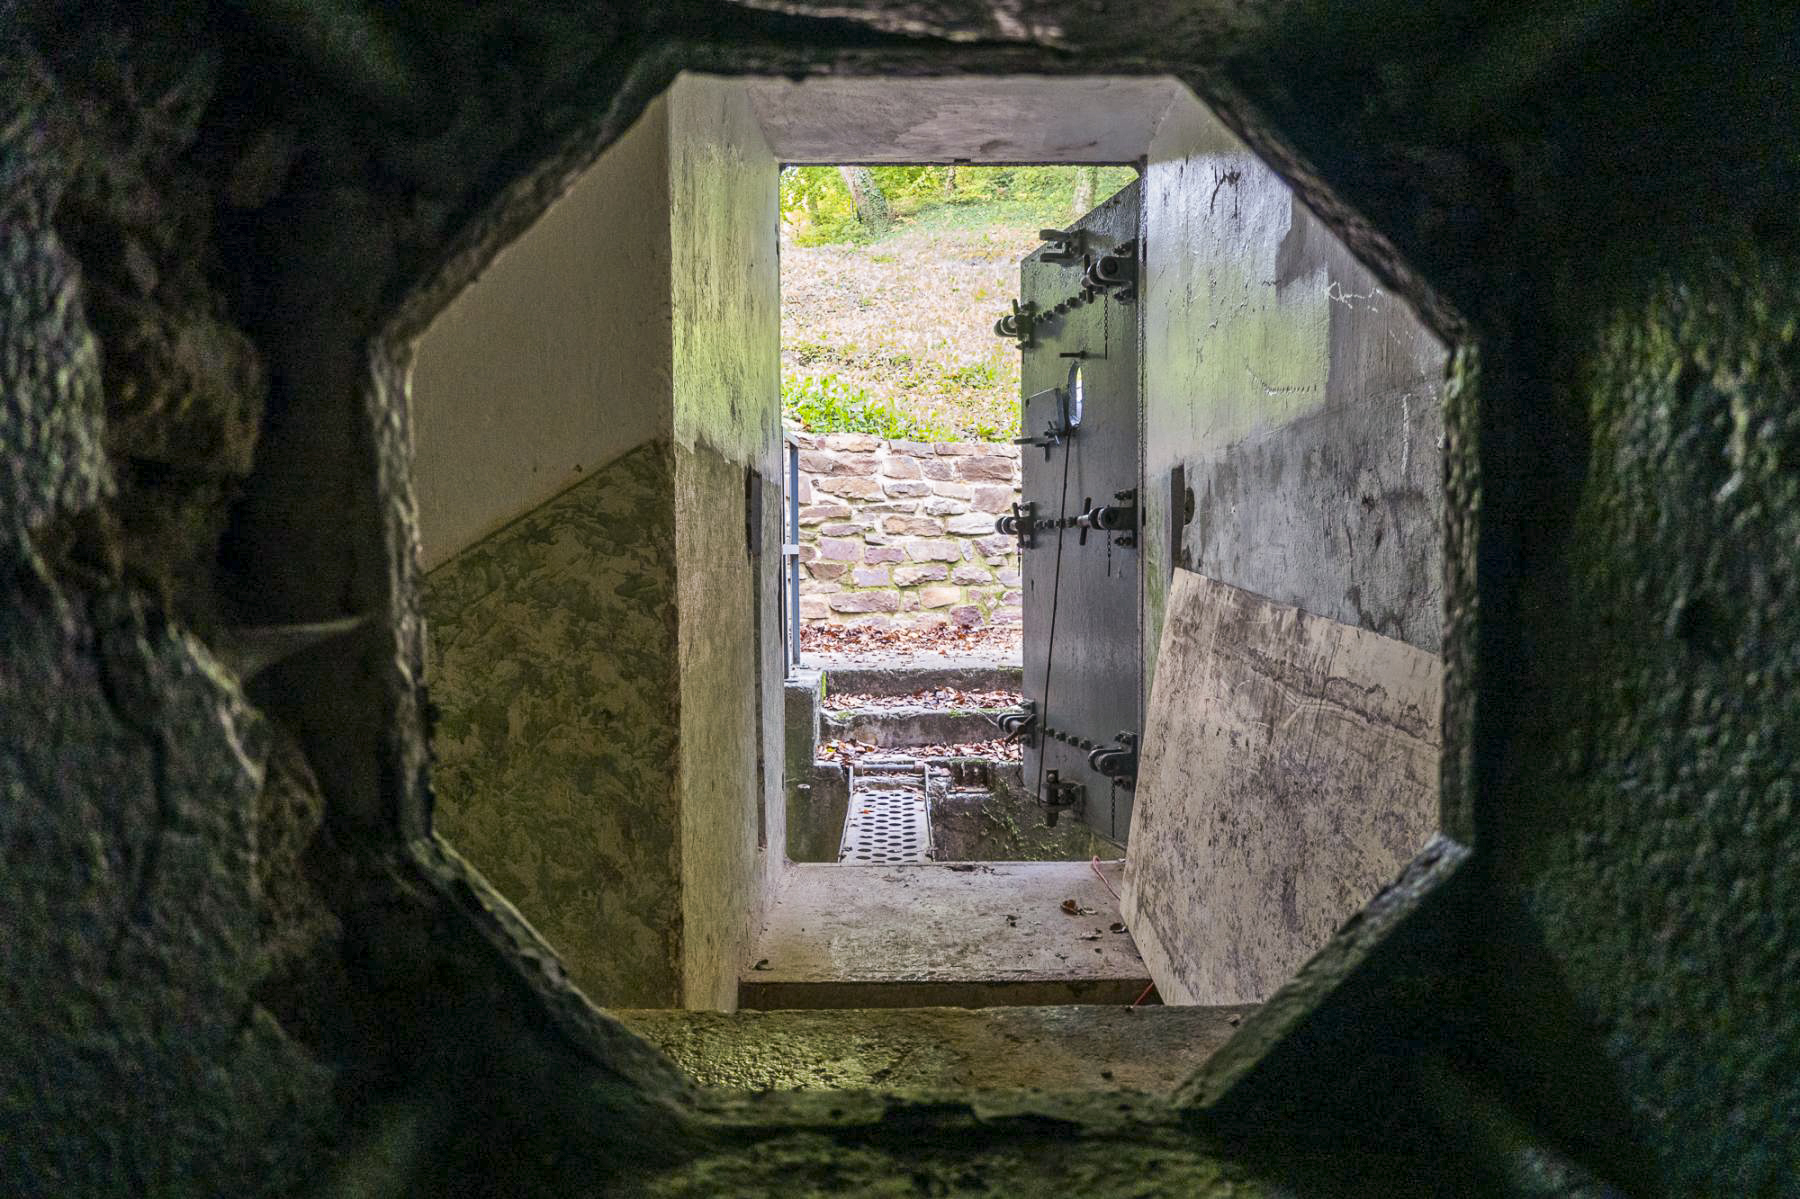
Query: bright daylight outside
779,164,1139,880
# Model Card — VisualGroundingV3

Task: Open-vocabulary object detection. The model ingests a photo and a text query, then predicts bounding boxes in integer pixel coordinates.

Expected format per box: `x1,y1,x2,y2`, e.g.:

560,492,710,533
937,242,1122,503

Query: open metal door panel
1013,180,1143,845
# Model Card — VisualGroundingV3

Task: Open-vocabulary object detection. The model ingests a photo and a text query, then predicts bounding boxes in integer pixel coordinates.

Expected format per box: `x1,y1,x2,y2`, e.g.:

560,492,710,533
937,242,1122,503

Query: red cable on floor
1131,980,1156,1008
1090,855,1120,902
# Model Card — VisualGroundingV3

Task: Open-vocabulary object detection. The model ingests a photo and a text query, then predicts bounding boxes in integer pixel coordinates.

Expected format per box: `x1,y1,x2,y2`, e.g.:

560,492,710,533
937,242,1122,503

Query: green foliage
782,373,959,441
780,164,1139,245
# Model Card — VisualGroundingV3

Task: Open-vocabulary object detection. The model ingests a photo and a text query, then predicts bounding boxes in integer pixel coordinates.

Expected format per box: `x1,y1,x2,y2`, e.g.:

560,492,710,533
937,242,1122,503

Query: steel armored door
1007,181,1142,845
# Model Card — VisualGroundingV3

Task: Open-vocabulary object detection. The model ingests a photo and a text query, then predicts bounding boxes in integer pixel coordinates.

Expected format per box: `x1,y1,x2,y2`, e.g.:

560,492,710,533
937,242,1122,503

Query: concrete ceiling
741,75,1193,163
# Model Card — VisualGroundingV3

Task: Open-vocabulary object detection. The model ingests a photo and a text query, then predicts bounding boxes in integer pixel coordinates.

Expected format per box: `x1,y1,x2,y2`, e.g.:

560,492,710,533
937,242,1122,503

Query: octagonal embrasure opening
399,69,1454,1093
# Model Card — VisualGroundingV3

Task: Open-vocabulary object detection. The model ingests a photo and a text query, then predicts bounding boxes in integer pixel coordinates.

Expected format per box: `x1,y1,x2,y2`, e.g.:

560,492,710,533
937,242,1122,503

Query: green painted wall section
423,441,684,1008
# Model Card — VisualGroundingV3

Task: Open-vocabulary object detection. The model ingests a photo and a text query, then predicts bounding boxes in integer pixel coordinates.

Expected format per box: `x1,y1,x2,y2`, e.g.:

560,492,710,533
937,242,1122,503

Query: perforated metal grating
838,786,932,865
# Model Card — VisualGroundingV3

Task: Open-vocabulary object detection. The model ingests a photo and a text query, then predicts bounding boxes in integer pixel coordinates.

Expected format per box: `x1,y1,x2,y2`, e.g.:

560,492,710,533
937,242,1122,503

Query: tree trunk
1071,166,1099,217
838,166,891,232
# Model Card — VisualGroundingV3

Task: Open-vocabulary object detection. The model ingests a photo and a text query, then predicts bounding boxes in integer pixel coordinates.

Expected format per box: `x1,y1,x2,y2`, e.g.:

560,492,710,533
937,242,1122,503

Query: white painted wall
409,98,673,569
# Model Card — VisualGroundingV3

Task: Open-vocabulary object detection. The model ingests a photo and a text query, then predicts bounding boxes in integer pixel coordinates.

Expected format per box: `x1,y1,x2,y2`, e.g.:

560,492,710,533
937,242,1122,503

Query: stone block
798,476,813,503
924,497,969,516
889,440,934,456
950,605,983,627
829,590,900,613
814,476,884,500
893,564,949,585
800,579,841,595
934,442,981,456
1001,589,1023,604
788,431,818,449
952,564,991,585
931,481,973,499
884,480,932,498
819,522,865,537
992,605,1022,624
919,585,961,609
864,545,906,564
957,456,1015,482
974,535,1013,558
997,567,1021,586
921,459,955,481
880,455,922,479
993,444,1021,458
947,512,998,535
799,596,830,620
808,561,847,580
908,540,963,563
884,515,944,536
797,450,840,474
865,501,919,515
797,543,817,562
799,503,853,524
819,537,861,561
972,485,1014,513
824,432,881,452
852,566,890,586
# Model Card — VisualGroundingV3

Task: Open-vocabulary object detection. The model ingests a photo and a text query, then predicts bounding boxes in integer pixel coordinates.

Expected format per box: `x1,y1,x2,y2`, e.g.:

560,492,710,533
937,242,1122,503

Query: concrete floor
740,861,1149,1008
613,1003,1256,1092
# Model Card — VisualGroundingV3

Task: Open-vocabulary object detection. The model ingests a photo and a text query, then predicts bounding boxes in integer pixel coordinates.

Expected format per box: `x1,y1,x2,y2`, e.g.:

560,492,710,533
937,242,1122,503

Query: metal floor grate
838,786,931,865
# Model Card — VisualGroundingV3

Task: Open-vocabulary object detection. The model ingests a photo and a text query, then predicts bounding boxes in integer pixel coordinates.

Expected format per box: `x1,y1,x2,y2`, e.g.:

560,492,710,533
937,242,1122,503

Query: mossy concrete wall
668,74,784,1009
1140,91,1447,694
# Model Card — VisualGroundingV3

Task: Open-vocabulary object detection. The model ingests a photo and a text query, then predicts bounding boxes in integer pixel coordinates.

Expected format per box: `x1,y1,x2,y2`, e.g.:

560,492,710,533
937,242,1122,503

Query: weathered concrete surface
784,669,823,778
1124,571,1442,1005
820,658,1022,697
1139,88,1447,704
741,861,1148,1009
615,1003,1257,1093
668,74,784,1009
424,443,684,1007
823,704,1008,747
746,75,1188,164
787,761,851,863
929,760,1121,862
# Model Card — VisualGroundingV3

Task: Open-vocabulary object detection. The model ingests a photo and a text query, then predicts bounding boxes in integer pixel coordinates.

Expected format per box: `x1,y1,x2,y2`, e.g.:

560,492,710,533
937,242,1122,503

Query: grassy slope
780,177,1135,442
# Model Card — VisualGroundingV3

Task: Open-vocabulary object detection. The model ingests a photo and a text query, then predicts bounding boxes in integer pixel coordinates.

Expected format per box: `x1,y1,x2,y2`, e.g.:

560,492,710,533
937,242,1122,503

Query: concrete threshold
613,1003,1256,1093
740,860,1147,1010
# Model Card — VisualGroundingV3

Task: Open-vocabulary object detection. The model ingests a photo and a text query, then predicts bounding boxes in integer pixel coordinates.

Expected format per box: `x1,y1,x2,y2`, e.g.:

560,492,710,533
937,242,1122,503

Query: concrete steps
806,654,1021,699
612,1002,1255,1093
822,705,1008,748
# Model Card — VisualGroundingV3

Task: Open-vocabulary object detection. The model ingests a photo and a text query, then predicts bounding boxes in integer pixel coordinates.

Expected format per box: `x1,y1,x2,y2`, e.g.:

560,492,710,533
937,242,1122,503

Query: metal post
785,436,802,675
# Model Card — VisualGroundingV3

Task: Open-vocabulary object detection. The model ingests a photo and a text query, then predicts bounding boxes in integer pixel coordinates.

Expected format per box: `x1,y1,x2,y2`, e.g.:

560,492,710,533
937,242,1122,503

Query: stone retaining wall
792,432,1022,627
